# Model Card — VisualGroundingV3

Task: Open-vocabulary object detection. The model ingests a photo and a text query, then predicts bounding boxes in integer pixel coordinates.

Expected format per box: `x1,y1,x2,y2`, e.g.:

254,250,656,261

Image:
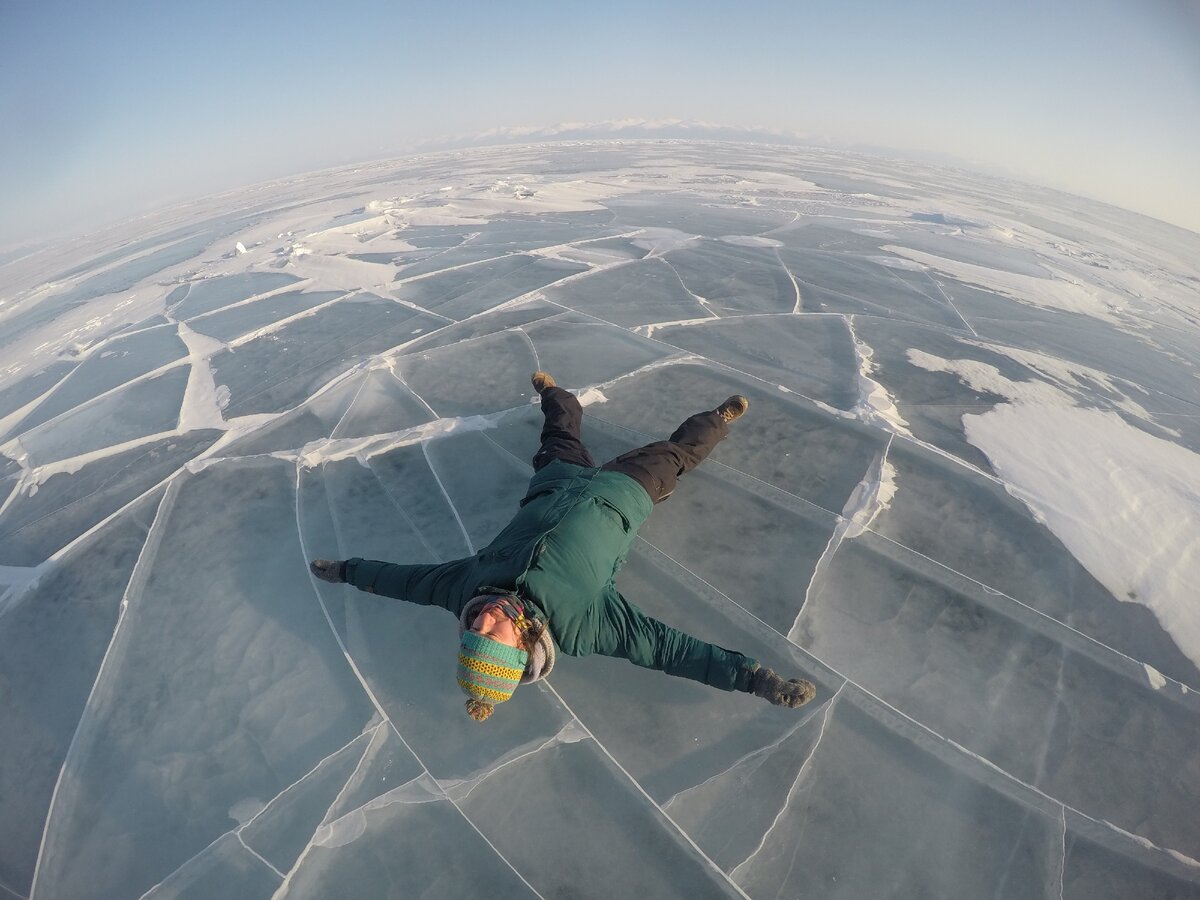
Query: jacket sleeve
595,584,758,692
344,557,475,617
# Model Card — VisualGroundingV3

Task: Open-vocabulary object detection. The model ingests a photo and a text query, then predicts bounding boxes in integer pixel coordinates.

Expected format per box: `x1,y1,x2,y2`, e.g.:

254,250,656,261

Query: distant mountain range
405,119,988,173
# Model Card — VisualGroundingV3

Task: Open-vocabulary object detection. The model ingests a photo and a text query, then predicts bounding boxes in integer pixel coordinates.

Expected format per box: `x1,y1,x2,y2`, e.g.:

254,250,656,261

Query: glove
750,666,816,709
309,559,347,584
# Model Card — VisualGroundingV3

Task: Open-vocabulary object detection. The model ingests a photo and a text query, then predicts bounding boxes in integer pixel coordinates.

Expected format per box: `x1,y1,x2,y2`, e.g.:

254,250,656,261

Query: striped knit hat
457,631,529,719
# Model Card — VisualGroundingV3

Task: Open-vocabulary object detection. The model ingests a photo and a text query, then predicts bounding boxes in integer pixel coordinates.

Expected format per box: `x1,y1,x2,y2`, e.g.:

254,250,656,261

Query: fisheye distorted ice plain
1,142,1199,899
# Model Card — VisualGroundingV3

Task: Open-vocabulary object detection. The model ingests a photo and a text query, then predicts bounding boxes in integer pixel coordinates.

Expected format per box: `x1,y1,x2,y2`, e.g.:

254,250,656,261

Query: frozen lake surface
2,141,1199,899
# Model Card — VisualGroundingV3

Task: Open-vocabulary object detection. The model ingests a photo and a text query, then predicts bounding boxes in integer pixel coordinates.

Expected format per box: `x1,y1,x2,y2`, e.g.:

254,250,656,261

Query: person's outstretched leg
531,372,597,471
602,395,748,502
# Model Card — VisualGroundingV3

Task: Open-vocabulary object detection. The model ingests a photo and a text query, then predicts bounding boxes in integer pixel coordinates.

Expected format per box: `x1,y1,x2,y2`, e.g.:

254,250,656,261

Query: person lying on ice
310,372,817,722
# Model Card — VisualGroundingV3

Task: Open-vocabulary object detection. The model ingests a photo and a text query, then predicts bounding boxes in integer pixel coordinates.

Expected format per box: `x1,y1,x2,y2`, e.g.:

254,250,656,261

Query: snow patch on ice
882,244,1126,324
841,449,899,539
1167,849,1200,870
228,798,264,825
718,234,783,248
961,341,1167,428
636,315,717,338
176,322,229,432
630,227,700,257
1144,664,1168,690
1101,819,1159,853
360,177,639,235
847,318,911,436
291,412,505,470
908,349,1200,671
865,255,927,272
556,718,590,744
576,388,609,406
907,349,1070,407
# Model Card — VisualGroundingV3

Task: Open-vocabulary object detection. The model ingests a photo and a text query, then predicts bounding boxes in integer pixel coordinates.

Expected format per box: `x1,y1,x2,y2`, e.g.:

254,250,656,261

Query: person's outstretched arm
596,585,815,707
310,557,475,616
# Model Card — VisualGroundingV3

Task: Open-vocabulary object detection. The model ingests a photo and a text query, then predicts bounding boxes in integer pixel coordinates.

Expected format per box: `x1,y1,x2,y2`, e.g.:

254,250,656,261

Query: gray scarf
459,594,556,684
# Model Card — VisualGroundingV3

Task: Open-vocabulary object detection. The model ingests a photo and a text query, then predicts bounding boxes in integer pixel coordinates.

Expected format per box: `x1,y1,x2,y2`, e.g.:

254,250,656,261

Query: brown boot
531,371,556,395
715,395,749,424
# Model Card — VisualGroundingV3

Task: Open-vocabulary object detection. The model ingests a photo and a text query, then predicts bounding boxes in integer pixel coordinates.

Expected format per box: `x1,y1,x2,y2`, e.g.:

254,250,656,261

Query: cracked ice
1,142,1199,899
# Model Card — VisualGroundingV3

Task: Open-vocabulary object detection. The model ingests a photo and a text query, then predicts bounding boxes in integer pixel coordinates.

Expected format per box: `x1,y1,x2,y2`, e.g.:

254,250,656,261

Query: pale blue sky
2,0,1198,247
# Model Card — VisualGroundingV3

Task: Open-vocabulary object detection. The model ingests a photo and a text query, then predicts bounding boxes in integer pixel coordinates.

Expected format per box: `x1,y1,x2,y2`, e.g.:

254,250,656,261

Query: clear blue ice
1,143,1199,899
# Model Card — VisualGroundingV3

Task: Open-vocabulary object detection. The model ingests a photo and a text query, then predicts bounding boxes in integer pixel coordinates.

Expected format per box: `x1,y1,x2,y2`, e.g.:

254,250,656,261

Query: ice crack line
166,278,317,325
30,481,179,899
387,294,455,323
0,563,43,618
789,434,896,643
1029,645,1068,789
460,256,644,324
390,313,546,361
877,260,972,338
775,246,803,314
270,724,386,897
375,313,480,362
439,720,586,803
422,442,474,555
1058,804,1068,900
0,349,195,442
370,466,442,561
927,273,978,337
512,326,541,370
385,364,438,418
391,249,525,286
631,536,1198,861
659,256,718,320
539,295,942,457
236,833,285,880
212,291,350,350
135,833,235,900
635,316,719,339
585,405,1199,696
275,409,510,471
0,432,213,616
730,683,844,882
228,305,465,414
327,365,372,439
236,727,378,835
662,710,815,812
312,774,444,852
291,480,547,900
542,683,752,900
133,688,381,892
845,315,912,436
315,723,388,828
528,228,648,262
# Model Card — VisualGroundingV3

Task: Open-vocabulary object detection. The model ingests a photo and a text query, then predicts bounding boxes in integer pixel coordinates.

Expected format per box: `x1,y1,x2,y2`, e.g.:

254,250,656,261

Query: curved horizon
4,125,1199,261
2,1,1197,248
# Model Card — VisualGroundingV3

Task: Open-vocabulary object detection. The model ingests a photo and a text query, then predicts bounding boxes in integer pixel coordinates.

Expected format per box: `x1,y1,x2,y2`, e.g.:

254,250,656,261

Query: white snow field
2,141,1199,899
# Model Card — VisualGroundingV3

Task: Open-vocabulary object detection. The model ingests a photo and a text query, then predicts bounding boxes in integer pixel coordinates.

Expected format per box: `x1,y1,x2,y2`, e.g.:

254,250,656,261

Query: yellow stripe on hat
457,679,514,702
458,655,524,681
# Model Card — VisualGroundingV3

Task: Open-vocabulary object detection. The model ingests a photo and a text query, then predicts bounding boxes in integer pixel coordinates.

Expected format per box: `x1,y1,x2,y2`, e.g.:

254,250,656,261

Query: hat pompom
465,698,494,722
